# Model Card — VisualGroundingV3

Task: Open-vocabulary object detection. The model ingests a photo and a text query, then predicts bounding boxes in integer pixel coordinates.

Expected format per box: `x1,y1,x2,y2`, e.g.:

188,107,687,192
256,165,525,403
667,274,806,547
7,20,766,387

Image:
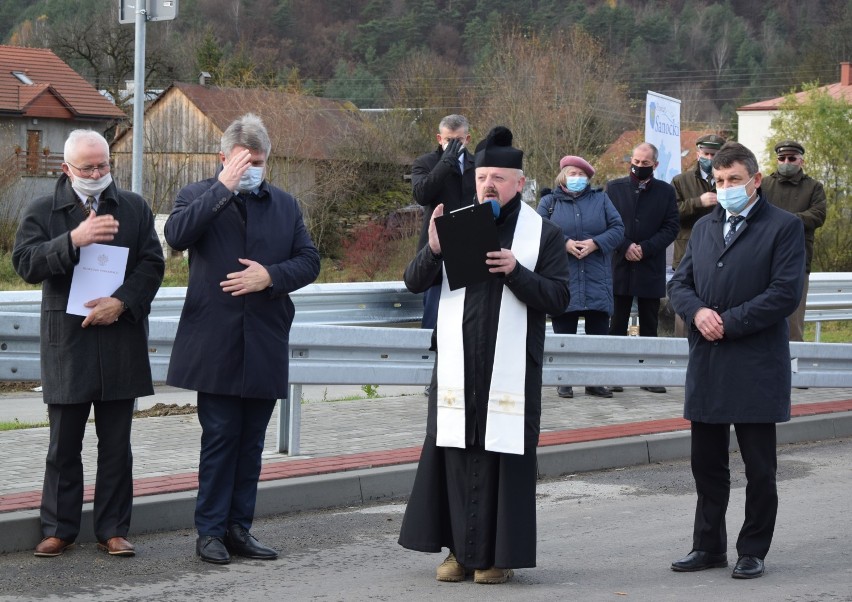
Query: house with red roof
0,45,126,188
737,62,851,168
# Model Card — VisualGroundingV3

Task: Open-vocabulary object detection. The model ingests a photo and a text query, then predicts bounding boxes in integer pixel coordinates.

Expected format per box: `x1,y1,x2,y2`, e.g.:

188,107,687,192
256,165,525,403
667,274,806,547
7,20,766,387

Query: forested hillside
2,1,850,266
3,0,848,124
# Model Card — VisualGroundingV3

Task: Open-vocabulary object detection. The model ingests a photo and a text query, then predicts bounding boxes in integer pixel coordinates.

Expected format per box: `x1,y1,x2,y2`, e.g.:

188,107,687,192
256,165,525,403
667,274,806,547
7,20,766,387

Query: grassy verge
0,419,48,430
805,320,852,343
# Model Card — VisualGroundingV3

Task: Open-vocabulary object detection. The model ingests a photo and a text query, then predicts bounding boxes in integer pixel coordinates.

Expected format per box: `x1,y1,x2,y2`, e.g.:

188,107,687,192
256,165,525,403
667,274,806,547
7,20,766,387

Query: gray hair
64,130,109,162
221,113,271,157
438,114,470,134
634,142,659,162
713,142,759,177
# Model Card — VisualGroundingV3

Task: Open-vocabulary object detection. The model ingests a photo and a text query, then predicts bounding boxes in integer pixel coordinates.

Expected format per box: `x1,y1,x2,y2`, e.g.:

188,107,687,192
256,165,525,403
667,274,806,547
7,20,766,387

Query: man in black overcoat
410,114,476,341
13,129,165,558
606,142,679,393
667,142,805,579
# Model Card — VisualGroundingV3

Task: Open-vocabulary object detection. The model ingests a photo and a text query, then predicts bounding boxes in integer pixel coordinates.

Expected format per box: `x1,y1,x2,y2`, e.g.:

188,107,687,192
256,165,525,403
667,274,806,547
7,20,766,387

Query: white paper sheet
66,244,129,317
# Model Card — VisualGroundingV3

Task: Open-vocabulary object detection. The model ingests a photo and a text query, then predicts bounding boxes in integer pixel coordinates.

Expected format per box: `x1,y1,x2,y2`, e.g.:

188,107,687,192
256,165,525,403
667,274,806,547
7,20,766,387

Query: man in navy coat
165,113,320,564
668,142,805,579
606,142,679,393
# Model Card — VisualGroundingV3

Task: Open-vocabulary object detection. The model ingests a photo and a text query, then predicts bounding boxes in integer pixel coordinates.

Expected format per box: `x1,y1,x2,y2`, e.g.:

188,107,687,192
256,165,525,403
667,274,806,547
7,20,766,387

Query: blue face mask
698,157,713,175
564,176,588,193
238,166,264,192
717,176,754,214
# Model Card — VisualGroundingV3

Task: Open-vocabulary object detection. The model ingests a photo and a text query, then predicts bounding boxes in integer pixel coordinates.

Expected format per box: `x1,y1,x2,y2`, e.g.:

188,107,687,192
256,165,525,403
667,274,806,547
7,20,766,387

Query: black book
434,203,500,290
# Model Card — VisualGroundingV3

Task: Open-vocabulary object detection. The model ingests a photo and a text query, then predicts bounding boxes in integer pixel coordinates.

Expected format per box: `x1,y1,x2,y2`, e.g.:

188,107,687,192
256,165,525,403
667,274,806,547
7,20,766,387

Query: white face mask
71,173,113,197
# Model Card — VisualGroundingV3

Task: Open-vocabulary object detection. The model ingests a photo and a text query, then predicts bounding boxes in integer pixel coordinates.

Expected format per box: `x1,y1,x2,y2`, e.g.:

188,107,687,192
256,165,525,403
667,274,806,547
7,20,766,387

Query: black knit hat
474,126,523,169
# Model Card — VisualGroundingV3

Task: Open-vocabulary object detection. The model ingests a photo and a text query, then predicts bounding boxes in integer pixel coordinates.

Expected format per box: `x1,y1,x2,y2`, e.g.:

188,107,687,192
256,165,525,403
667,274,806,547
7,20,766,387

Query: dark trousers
609,295,660,337
41,399,135,542
422,283,441,330
551,310,610,335
195,392,277,537
690,421,778,559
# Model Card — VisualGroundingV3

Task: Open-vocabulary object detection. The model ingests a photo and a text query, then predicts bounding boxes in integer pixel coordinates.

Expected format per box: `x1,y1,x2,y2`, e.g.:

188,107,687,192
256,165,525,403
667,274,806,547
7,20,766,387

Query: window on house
12,71,33,85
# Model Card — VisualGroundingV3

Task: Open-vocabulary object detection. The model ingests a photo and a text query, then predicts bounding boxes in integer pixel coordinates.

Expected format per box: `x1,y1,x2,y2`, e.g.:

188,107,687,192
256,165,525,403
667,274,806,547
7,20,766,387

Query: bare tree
386,52,472,156
472,26,631,188
47,4,180,112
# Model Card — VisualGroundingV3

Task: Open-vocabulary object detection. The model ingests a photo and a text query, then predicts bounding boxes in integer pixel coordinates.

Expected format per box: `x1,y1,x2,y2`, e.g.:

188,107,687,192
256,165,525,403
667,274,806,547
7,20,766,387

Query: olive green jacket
671,164,715,270
760,170,826,272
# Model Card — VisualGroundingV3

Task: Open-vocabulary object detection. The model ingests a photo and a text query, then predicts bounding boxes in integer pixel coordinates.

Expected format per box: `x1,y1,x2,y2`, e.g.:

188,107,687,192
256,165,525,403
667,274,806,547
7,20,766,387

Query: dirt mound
133,402,197,417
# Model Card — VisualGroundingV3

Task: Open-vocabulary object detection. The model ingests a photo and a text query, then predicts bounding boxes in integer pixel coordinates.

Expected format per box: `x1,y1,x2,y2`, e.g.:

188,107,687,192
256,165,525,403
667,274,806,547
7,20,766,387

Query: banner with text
645,91,682,183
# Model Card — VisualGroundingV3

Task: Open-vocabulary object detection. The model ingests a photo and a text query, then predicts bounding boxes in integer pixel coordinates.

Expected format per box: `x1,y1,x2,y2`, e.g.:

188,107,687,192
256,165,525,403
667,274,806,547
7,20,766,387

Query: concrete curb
1,411,850,556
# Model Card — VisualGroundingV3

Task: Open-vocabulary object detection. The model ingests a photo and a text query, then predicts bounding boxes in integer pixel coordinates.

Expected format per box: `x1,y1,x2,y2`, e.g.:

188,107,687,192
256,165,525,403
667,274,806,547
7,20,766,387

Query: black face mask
631,164,654,181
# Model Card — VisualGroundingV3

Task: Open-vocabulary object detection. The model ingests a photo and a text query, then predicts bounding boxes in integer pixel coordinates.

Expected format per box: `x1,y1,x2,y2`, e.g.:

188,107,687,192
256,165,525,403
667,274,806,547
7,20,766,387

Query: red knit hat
559,155,595,178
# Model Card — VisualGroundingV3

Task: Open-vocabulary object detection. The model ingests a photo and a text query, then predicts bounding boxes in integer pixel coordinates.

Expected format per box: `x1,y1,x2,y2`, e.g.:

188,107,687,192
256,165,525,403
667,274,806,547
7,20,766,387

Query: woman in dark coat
537,155,624,398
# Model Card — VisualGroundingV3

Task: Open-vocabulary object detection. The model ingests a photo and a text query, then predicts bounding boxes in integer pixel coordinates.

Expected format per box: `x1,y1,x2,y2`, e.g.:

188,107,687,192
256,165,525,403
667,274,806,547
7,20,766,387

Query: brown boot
436,552,466,582
474,567,514,584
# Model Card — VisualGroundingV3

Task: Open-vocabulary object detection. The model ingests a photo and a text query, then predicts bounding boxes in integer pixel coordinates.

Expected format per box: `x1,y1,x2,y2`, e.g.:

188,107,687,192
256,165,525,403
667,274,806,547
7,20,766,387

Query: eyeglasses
777,155,801,163
66,161,111,177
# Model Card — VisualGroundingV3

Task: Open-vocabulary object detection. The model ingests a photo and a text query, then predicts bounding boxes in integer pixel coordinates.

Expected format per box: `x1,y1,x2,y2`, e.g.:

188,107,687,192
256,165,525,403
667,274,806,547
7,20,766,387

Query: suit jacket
165,177,320,399
12,175,164,404
667,196,805,423
606,176,679,298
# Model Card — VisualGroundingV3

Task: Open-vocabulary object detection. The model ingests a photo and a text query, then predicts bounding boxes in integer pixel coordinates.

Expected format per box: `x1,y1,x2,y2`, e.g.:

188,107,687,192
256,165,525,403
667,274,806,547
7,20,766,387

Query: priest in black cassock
398,126,571,584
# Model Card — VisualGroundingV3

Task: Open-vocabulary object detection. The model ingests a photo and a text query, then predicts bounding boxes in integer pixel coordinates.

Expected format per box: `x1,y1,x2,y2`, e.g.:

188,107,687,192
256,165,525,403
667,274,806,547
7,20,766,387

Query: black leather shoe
732,555,764,579
641,386,667,393
610,386,624,392
671,550,728,572
196,536,230,565
585,386,612,398
557,386,573,398
224,525,278,560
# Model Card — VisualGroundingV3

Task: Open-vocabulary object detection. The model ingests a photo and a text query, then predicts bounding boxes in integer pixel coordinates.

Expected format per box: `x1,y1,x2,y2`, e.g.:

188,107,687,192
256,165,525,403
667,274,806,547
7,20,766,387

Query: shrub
342,221,392,280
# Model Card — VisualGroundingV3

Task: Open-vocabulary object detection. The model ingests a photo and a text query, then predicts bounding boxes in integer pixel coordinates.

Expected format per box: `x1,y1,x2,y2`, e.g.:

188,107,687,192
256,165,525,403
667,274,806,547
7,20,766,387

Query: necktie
77,196,94,217
724,215,744,246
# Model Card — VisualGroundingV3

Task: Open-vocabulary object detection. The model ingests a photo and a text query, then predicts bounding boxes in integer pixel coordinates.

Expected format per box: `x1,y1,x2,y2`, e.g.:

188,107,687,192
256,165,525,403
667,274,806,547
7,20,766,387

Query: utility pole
118,1,178,195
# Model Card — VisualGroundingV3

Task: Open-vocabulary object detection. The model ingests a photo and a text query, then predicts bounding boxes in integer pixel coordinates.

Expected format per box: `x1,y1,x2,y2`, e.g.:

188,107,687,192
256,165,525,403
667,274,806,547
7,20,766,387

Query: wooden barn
110,82,371,214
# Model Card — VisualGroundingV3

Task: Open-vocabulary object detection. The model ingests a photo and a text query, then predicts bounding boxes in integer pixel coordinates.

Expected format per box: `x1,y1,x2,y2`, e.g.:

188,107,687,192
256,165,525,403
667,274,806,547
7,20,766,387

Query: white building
737,62,851,169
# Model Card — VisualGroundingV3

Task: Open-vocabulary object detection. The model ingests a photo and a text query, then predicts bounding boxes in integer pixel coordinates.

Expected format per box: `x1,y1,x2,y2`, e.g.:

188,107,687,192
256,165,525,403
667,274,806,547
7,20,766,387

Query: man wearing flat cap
398,126,570,584
760,140,826,341
670,133,726,336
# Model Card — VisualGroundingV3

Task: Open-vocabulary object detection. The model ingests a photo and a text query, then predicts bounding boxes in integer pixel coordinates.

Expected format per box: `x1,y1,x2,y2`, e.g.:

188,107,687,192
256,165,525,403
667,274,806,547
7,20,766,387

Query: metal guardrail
0,282,424,325
3,316,851,455
2,274,851,453
2,273,850,329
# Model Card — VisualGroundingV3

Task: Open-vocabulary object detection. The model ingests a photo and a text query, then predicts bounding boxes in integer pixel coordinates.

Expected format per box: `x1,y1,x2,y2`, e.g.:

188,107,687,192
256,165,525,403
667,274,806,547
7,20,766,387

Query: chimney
842,62,851,87
199,72,212,86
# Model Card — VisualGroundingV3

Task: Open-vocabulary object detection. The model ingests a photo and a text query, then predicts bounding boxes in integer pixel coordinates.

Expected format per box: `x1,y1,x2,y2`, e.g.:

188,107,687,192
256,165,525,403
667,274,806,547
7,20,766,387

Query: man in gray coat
668,142,805,579
165,114,320,565
13,130,165,558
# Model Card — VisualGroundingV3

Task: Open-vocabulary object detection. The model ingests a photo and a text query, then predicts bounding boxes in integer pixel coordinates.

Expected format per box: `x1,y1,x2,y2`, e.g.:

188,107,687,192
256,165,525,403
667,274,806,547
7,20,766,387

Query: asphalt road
1,438,850,602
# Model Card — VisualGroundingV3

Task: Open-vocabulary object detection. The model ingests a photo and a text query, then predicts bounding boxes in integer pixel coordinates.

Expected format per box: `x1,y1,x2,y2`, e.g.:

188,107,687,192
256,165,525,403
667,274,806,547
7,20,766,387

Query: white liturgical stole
436,202,542,455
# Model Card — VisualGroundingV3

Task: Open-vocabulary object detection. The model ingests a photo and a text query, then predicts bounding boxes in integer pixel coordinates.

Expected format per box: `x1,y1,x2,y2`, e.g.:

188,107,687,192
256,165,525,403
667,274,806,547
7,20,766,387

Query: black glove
440,138,463,167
